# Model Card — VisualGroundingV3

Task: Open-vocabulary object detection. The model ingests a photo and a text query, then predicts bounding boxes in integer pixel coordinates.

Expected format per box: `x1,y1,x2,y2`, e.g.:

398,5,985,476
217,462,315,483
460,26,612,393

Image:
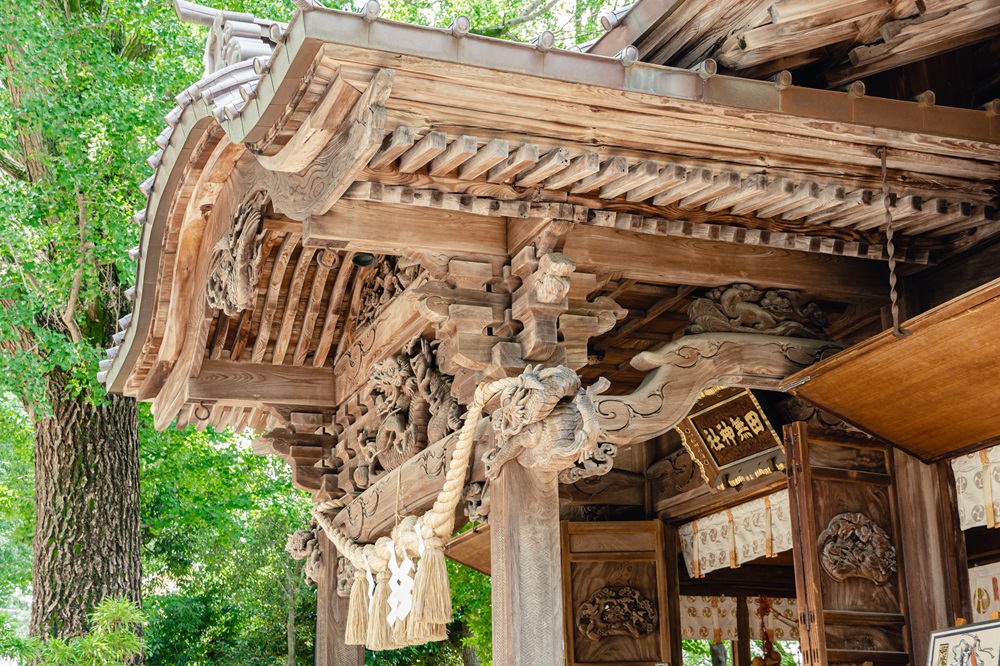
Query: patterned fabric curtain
952,446,1000,530
681,595,800,641
678,490,794,578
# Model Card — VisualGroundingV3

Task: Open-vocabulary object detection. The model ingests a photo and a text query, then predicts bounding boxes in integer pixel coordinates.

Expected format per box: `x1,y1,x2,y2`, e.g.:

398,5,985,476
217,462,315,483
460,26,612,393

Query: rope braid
312,374,525,648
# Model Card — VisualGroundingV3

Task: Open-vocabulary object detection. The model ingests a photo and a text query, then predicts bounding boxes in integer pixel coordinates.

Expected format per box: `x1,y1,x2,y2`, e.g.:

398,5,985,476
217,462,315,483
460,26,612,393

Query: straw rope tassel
312,375,523,649
344,570,369,645
412,540,451,624
367,571,395,650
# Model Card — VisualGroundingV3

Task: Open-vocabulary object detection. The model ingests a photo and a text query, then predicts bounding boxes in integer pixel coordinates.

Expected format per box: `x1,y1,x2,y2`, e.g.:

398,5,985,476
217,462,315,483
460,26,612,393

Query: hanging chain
878,147,907,339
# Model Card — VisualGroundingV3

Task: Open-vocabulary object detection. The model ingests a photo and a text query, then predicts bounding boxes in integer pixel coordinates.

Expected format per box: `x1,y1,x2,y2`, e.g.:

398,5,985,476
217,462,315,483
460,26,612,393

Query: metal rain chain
877,146,908,339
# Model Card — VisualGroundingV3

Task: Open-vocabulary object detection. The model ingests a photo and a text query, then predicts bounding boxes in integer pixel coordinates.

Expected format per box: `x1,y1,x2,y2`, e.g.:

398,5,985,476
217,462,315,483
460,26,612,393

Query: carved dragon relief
351,336,462,486
575,586,658,641
482,366,616,484
356,255,422,333
207,189,269,316
687,283,830,339
818,512,897,584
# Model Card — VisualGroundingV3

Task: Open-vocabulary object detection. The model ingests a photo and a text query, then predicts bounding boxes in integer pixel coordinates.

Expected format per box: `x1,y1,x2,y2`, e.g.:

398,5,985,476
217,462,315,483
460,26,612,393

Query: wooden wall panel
785,424,910,666
561,521,681,666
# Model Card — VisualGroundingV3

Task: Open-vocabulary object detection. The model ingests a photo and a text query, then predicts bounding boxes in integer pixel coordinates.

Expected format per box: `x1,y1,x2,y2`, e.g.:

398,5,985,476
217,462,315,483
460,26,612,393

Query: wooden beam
266,69,394,221
187,359,336,408
303,199,508,258
562,223,887,300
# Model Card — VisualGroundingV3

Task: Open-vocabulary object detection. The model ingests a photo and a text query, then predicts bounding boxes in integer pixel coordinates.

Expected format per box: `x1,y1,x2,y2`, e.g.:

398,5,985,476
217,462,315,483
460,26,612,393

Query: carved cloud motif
207,190,269,316
817,512,897,584
576,586,658,641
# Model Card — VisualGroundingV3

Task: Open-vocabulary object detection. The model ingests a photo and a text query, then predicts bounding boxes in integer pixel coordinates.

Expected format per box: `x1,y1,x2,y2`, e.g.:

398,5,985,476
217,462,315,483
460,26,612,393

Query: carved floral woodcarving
207,190,269,316
575,586,658,641
817,512,897,584
687,283,829,339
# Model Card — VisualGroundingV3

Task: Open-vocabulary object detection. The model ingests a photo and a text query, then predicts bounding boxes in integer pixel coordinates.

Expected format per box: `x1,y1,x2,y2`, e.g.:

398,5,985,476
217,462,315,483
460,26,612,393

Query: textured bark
29,369,142,639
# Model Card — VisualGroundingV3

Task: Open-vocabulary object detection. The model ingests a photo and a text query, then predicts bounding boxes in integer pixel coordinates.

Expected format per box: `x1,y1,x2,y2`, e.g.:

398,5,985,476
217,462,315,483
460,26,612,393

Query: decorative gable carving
207,190,269,316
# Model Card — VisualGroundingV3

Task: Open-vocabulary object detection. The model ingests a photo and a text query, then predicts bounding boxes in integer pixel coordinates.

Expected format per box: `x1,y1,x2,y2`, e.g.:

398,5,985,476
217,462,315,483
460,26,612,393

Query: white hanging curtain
681,595,800,641
678,489,793,579
952,445,1000,530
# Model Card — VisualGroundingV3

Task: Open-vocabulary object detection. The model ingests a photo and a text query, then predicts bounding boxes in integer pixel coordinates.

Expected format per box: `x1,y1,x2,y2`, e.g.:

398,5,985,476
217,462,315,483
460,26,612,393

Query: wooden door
785,423,910,666
560,520,682,666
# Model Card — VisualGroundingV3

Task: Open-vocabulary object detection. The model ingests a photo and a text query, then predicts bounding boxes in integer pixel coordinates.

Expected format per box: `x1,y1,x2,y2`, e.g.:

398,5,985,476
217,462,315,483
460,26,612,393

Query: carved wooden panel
785,424,910,666
560,521,681,666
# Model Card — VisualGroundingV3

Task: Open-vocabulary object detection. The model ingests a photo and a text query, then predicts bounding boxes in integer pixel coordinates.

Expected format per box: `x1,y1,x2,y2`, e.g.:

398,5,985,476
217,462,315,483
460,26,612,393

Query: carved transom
207,190,269,316
575,586,658,641
817,512,897,584
687,283,829,339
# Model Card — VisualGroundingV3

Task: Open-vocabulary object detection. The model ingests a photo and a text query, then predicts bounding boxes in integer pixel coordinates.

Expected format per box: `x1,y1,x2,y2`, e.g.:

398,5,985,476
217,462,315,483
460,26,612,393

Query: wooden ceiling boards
785,276,1000,461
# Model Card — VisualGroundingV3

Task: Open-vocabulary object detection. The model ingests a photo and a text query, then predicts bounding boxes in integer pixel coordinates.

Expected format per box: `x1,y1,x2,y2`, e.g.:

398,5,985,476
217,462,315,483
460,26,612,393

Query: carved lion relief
360,336,462,474
575,586,658,641
817,512,897,584
687,283,829,339
207,190,269,316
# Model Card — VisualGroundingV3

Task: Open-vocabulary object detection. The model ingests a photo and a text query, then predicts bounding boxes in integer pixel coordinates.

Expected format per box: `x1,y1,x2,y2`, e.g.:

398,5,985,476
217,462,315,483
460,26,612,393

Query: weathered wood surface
892,448,970,666
595,333,840,446
316,533,364,666
493,460,564,666
785,424,909,666
787,276,1000,460
561,521,679,666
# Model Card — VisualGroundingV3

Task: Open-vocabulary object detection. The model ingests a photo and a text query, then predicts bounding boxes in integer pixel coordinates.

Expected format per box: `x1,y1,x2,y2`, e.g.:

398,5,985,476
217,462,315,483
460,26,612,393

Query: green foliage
139,404,317,665
0,597,145,666
0,0,207,409
682,640,801,666
0,395,33,612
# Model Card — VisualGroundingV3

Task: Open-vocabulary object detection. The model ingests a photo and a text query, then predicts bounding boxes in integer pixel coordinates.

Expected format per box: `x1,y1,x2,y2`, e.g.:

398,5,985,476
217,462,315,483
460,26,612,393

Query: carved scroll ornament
207,190,269,316
576,586,658,641
687,283,829,339
594,333,841,447
818,512,897,584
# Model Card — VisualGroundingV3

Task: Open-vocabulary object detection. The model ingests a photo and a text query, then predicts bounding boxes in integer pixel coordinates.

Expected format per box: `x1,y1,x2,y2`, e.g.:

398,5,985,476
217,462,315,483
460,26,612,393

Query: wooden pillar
892,449,971,666
735,595,751,666
491,460,564,666
316,533,364,666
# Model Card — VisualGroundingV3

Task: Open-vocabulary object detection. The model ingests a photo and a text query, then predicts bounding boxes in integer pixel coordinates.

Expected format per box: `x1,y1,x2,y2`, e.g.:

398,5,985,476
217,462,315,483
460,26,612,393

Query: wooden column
316,533,364,666
892,449,970,666
492,460,565,666
735,595,751,666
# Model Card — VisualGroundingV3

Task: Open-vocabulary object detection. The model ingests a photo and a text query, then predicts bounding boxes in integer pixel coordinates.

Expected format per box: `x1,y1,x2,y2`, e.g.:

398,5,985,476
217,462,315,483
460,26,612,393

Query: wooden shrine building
103,0,1000,663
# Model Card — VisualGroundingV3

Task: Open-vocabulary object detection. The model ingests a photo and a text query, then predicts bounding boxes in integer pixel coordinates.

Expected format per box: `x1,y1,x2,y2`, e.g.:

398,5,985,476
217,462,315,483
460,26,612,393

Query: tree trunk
29,369,141,640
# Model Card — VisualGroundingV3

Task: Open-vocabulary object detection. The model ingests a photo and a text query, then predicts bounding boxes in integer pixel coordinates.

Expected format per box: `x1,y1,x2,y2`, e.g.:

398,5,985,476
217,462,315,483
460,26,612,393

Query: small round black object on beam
352,252,375,267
